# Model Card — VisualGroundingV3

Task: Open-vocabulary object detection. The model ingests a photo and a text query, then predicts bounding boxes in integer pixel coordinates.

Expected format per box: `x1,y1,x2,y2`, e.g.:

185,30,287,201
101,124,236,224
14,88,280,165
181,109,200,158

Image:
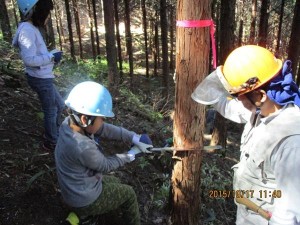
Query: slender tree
288,0,300,82
124,0,134,80
249,0,257,44
92,0,101,56
87,0,96,60
237,0,245,46
0,0,12,42
169,4,175,72
72,0,83,59
103,0,119,90
276,0,285,55
210,0,236,152
160,0,169,96
54,0,63,50
64,0,76,60
258,0,270,47
171,0,210,224
141,0,149,78
114,0,124,80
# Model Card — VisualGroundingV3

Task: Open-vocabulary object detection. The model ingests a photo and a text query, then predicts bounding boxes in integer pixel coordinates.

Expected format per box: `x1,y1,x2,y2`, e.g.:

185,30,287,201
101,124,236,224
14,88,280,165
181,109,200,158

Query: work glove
50,49,63,64
132,133,153,153
116,153,135,163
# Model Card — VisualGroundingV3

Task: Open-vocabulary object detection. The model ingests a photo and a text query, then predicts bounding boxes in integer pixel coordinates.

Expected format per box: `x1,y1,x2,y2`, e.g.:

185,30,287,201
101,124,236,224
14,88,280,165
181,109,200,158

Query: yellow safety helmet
218,45,283,96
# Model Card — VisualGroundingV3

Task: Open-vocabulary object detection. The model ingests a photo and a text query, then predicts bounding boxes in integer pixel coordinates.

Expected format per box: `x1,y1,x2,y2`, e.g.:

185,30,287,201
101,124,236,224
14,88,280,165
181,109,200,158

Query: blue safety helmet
17,0,39,17
65,81,115,117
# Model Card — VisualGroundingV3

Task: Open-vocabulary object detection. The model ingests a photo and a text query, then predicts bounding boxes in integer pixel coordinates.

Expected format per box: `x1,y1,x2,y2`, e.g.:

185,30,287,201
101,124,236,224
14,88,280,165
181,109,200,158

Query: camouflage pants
72,175,140,225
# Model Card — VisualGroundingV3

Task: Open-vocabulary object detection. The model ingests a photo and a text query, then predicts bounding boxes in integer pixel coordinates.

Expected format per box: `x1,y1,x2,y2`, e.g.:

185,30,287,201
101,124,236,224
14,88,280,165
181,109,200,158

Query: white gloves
116,153,135,163
132,134,153,153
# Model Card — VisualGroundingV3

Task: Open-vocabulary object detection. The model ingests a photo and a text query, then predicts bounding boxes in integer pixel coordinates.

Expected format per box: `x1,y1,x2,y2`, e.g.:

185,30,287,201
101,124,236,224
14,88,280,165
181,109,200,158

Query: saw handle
235,197,272,220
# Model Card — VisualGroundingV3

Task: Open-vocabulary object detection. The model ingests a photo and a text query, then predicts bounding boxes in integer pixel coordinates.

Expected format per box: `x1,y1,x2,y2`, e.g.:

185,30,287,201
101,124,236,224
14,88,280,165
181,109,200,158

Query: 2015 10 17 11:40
209,190,282,198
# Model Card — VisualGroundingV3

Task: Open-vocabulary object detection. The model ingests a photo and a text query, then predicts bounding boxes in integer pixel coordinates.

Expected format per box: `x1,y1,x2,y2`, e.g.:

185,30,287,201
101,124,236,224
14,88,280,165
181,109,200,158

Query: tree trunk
10,0,19,28
64,0,76,60
103,0,119,90
0,0,12,42
258,0,270,47
114,0,124,80
45,14,56,49
54,1,63,50
171,0,210,224
237,0,245,46
87,0,96,60
160,0,169,96
249,0,257,44
276,0,285,56
209,0,236,152
124,0,134,80
72,0,83,59
297,61,300,86
153,18,159,76
141,0,149,78
92,0,101,56
288,0,300,79
169,5,175,72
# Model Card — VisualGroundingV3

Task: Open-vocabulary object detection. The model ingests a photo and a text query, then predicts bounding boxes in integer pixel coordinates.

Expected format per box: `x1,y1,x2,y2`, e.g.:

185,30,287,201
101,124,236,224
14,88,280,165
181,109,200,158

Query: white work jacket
214,97,300,225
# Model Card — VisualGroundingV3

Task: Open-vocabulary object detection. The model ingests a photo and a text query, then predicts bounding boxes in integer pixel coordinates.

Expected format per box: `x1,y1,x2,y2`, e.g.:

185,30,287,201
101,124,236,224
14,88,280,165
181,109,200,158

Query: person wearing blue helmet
12,0,64,151
55,81,153,225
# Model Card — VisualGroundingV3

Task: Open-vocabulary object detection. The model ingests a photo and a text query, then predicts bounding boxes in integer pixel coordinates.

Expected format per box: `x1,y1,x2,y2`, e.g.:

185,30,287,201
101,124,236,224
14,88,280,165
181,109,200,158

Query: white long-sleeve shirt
12,22,54,78
214,97,300,225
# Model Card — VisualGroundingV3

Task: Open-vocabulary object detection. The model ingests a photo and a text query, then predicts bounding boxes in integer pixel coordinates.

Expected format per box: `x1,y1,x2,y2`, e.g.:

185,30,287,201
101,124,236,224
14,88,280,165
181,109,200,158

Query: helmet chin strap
67,109,95,128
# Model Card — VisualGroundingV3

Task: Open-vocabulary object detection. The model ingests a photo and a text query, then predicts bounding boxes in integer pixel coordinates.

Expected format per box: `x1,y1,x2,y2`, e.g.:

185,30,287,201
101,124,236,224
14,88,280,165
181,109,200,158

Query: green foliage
137,157,150,169
201,161,233,201
26,166,56,191
152,174,170,209
119,87,163,122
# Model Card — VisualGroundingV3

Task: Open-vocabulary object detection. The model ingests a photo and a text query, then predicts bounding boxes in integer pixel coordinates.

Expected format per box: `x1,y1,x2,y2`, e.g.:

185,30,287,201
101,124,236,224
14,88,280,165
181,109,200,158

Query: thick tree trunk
171,0,210,224
288,0,300,78
258,0,270,47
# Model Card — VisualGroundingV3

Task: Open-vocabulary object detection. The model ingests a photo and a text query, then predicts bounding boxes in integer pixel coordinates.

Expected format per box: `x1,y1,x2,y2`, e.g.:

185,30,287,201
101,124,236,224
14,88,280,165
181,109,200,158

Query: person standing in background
12,0,65,151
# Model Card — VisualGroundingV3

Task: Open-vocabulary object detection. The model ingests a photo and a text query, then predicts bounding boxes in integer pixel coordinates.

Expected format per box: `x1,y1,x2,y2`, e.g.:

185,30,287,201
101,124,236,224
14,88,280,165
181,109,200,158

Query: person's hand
132,134,153,153
50,49,63,63
116,153,135,163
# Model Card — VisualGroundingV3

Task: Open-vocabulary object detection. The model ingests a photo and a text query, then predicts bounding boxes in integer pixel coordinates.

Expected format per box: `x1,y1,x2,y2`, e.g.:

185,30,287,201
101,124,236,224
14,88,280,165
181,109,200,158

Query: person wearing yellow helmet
12,0,65,151
55,81,153,225
192,45,300,225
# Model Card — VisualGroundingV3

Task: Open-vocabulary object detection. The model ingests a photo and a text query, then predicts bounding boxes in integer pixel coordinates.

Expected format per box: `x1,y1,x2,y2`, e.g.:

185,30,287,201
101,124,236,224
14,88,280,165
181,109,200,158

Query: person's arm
18,27,53,67
213,96,253,124
95,122,135,143
78,140,128,173
269,135,300,225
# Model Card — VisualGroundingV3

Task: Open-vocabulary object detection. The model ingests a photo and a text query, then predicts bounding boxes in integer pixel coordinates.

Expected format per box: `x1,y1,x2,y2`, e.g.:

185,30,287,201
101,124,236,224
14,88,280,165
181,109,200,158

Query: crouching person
54,81,153,225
